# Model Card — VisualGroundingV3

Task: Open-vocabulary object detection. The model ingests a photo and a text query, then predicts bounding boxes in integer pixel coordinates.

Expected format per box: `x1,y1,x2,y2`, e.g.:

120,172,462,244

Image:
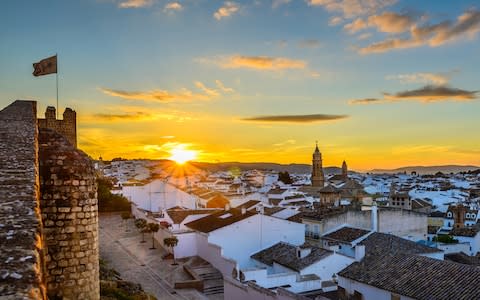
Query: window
447,212,452,218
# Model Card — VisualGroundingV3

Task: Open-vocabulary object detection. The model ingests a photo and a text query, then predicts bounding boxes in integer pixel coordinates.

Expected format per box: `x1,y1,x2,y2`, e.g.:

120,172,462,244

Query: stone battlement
38,106,77,148
0,100,99,299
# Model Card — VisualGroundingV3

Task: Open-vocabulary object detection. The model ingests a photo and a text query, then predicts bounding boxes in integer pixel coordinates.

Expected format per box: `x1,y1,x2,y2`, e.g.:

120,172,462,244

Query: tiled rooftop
322,227,370,243
166,208,219,224
338,254,480,300
251,242,332,272
360,232,441,256
184,208,256,233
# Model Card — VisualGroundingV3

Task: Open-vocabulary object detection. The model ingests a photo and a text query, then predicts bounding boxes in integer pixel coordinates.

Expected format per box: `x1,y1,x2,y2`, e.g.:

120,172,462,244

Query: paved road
99,212,209,300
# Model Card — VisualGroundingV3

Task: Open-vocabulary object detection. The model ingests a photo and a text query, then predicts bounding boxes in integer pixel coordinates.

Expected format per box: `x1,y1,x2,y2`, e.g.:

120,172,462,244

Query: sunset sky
1,0,479,170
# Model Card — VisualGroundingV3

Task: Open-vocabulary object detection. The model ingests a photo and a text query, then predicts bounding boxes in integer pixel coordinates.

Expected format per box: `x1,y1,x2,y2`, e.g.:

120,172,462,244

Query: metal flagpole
56,53,58,119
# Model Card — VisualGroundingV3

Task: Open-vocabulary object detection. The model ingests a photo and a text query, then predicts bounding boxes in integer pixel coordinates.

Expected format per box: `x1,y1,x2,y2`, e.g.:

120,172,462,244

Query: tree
148,223,160,250
97,177,131,212
278,171,292,184
134,219,147,243
163,236,179,265
120,211,132,232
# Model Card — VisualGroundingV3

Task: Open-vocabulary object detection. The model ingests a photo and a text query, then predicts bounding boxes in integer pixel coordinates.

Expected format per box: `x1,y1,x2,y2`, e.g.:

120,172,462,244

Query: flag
33,55,57,77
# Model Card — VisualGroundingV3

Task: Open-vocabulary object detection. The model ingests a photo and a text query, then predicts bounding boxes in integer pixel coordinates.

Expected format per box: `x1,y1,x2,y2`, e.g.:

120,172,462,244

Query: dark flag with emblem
32,55,57,76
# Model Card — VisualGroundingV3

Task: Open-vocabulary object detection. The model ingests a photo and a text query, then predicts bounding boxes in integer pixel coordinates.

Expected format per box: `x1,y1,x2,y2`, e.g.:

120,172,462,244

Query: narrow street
99,212,210,300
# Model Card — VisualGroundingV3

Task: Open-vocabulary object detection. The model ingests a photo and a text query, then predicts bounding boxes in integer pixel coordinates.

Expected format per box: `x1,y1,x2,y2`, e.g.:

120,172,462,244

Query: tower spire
311,142,324,187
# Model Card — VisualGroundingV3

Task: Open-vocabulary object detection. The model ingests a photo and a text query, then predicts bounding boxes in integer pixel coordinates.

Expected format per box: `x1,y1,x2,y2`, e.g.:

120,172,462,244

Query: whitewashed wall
209,214,305,269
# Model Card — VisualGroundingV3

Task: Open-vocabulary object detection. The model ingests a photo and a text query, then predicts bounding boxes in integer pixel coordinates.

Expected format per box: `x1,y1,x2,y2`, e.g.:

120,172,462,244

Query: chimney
372,201,378,232
225,204,230,211
241,207,246,215
296,246,311,259
354,245,365,262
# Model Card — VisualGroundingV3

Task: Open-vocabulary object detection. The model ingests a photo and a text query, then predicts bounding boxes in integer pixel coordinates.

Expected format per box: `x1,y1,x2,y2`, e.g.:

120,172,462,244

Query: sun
168,146,198,164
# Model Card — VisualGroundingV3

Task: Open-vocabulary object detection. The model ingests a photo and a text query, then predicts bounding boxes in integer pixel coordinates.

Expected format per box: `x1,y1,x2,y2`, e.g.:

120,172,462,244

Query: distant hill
370,165,480,175
189,161,342,175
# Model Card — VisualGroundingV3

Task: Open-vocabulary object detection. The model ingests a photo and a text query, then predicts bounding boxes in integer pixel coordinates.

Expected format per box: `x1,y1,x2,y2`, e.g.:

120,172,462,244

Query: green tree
148,223,160,249
163,236,179,265
134,219,147,243
97,177,131,212
278,171,293,184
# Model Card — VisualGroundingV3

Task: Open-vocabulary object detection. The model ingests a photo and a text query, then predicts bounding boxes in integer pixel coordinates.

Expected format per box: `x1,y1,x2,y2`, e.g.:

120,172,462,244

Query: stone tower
451,204,467,229
342,160,348,179
311,142,324,187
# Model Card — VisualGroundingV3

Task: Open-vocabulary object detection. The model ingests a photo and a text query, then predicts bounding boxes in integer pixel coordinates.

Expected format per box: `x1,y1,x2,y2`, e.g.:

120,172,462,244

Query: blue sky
1,0,479,170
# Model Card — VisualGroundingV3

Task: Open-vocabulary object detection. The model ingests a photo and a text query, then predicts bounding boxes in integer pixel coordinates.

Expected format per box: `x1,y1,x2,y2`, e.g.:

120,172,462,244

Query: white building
183,208,305,277
122,179,197,212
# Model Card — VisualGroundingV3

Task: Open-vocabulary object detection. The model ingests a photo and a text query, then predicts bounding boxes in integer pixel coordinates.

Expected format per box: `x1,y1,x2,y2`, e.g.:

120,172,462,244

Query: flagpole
56,53,58,119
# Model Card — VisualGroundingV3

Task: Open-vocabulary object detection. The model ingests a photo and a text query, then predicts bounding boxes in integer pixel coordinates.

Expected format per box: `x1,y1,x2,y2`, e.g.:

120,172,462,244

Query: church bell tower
311,142,325,187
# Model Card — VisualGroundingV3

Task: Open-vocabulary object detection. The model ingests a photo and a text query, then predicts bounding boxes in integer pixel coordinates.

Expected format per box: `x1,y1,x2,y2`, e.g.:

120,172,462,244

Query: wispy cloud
94,112,153,121
163,2,183,13
101,80,235,103
273,139,296,146
348,98,384,105
215,80,235,93
308,0,397,20
241,114,348,123
329,16,343,26
214,1,240,20
101,87,208,102
386,72,455,86
194,81,220,97
199,55,307,71
118,0,153,8
358,9,480,54
272,0,291,9
298,39,321,48
345,12,416,34
349,85,478,104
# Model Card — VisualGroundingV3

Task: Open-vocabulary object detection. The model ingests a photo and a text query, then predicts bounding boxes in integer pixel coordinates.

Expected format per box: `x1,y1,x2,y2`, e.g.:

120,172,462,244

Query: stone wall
39,128,99,299
0,100,99,299
38,106,77,148
0,101,45,299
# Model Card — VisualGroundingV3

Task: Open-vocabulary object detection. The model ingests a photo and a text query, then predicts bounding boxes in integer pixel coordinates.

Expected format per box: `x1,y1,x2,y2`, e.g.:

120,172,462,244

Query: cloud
118,0,152,8
163,2,183,13
101,87,212,102
357,32,372,40
298,39,321,48
384,85,478,102
367,12,416,33
101,80,235,103
202,55,307,70
329,16,343,26
307,0,397,19
344,18,367,33
93,112,153,121
348,98,384,105
272,0,291,8
386,72,453,86
241,114,348,123
358,9,480,54
214,1,240,20
350,85,478,104
345,12,416,34
194,81,220,97
273,139,296,146
215,80,235,93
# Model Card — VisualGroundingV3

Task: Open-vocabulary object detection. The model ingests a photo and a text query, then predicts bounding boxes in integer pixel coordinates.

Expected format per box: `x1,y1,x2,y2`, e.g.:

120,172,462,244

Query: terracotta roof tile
322,227,370,243
251,242,332,272
338,254,480,300
184,208,256,233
